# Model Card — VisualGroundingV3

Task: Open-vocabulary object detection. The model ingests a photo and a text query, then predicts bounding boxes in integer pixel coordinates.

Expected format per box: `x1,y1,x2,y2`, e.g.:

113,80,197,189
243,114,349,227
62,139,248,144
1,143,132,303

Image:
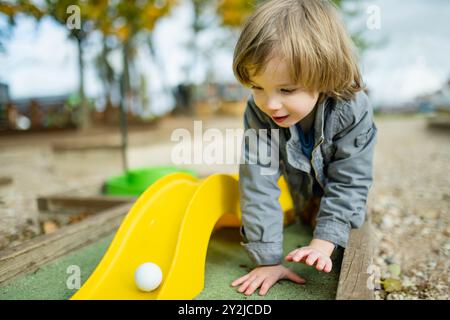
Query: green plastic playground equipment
103,166,198,196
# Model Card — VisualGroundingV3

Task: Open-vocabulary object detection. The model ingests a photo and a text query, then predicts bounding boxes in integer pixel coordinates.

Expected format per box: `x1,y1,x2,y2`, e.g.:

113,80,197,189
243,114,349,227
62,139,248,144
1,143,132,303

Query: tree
96,0,177,113
171,0,216,114
0,1,44,51
43,0,108,131
187,0,215,80
90,0,177,172
94,33,117,112
332,0,372,54
216,0,259,29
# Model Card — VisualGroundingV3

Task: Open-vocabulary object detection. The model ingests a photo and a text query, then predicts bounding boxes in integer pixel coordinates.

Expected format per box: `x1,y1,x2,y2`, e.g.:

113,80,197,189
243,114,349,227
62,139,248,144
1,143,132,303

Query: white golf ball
134,262,163,292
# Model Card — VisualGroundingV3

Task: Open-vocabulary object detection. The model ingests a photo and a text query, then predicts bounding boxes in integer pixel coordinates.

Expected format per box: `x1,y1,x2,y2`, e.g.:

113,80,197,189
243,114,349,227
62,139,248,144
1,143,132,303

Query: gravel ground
368,115,449,300
0,114,448,300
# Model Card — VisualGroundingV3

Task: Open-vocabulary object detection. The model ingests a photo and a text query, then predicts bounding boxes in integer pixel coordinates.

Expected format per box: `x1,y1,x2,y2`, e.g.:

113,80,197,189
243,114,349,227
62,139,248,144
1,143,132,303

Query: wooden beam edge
336,221,376,300
0,202,133,287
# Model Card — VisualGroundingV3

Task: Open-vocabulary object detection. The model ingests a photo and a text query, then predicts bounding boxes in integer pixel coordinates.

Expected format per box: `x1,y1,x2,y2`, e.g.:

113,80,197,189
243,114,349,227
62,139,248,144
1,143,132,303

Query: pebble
427,261,437,269
0,237,9,250
401,276,415,288
42,220,59,234
414,271,425,278
384,256,396,265
380,216,395,229
444,228,450,237
419,210,439,220
386,292,406,300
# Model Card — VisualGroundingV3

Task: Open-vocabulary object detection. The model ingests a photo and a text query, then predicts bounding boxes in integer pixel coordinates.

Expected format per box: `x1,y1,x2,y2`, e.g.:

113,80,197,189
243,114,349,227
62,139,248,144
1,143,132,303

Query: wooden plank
0,202,133,286
428,117,450,130
37,195,136,212
0,176,13,187
335,221,376,300
52,142,122,152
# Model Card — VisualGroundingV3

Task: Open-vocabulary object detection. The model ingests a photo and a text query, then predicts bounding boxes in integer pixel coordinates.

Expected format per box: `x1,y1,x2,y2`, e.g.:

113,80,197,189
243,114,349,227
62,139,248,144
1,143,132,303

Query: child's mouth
272,115,289,123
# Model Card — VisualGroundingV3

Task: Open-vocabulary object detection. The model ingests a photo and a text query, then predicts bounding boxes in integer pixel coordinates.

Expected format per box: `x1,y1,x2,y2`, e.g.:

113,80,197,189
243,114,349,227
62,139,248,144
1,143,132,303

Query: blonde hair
233,0,363,101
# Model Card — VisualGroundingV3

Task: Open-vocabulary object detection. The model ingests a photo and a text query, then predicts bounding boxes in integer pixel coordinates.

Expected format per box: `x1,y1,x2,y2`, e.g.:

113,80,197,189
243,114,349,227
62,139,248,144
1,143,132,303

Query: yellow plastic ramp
71,173,293,300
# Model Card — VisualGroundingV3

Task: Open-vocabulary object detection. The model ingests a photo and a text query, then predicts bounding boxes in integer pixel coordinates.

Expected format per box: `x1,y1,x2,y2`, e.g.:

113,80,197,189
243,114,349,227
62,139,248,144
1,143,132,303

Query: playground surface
0,223,342,300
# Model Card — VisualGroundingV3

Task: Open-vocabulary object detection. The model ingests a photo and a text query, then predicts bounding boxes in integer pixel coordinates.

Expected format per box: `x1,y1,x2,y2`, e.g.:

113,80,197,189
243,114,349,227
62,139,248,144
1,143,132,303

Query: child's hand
285,242,334,273
231,264,306,296
284,239,335,272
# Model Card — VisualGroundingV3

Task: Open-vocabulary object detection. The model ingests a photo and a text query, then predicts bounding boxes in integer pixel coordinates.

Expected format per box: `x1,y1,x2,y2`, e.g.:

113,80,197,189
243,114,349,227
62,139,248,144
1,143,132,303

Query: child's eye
280,88,296,94
250,86,262,90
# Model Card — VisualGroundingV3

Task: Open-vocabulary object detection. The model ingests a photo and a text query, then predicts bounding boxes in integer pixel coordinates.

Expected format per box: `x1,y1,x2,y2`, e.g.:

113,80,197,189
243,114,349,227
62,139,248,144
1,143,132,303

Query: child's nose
266,96,282,111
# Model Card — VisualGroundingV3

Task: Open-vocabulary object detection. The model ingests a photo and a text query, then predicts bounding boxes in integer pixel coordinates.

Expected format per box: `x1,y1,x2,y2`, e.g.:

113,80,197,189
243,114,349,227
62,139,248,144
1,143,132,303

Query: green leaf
382,278,403,293
388,264,401,277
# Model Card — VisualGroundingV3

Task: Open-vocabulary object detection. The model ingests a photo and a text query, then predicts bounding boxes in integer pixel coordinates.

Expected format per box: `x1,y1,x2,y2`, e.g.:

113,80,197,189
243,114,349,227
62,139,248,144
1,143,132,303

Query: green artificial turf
0,223,342,300
0,234,115,300
196,223,343,300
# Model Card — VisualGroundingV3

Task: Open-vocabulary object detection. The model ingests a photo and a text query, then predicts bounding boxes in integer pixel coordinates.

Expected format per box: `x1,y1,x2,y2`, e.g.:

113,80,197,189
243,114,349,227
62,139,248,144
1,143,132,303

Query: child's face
248,55,319,128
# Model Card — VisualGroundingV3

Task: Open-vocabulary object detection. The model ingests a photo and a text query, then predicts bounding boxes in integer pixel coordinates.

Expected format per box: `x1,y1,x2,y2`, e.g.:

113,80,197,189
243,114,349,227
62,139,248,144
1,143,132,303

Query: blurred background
0,0,449,300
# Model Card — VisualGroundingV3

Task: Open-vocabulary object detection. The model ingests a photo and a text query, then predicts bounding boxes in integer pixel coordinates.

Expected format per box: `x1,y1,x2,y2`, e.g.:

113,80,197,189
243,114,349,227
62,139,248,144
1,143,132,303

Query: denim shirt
295,122,323,196
239,90,377,266
296,122,315,159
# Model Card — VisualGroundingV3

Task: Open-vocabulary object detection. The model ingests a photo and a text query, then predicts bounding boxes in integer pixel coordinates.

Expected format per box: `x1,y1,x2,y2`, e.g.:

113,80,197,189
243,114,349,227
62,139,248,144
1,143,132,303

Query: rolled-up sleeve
313,97,377,248
239,97,284,266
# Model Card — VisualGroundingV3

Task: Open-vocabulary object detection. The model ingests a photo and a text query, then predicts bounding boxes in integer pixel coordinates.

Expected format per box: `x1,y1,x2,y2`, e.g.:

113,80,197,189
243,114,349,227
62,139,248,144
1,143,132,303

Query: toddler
230,0,377,296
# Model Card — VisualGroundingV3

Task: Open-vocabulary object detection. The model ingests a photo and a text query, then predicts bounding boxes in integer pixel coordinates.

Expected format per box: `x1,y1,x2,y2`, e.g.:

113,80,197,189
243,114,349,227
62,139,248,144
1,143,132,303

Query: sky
358,0,450,107
0,0,449,114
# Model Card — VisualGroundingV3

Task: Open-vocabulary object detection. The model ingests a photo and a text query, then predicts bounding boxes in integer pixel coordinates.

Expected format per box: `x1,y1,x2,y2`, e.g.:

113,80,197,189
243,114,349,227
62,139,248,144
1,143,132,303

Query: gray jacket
239,90,377,266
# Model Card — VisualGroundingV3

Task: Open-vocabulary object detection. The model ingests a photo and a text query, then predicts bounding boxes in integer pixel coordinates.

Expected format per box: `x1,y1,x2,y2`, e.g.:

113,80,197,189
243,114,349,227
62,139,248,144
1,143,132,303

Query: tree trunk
118,40,131,174
76,35,91,131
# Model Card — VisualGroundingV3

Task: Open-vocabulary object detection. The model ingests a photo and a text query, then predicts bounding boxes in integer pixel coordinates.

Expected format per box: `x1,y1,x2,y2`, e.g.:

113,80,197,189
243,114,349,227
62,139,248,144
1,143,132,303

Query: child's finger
315,257,326,271
285,270,306,284
259,278,277,296
244,277,263,296
323,260,333,273
284,249,300,261
285,253,295,261
285,255,295,262
305,252,321,266
237,276,255,293
231,274,250,287
285,250,297,261
292,248,312,262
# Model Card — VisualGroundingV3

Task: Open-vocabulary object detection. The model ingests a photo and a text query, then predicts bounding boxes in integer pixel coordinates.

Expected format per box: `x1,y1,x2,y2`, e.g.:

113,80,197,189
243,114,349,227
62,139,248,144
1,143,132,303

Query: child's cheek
252,95,267,114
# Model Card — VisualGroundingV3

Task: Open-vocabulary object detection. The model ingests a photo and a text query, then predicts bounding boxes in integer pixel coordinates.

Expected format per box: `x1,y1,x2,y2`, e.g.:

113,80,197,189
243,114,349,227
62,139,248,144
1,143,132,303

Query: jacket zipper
311,138,325,190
